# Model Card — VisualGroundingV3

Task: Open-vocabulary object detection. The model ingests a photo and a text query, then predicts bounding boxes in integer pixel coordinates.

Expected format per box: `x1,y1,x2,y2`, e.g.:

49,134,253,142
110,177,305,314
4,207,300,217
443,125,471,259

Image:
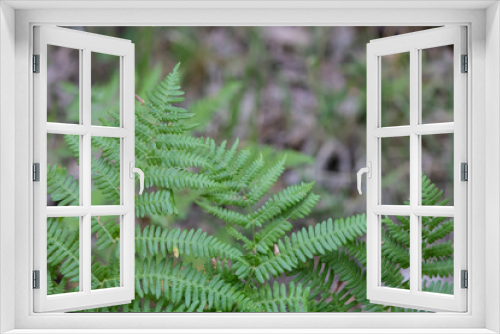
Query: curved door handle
129,161,145,195
357,162,371,195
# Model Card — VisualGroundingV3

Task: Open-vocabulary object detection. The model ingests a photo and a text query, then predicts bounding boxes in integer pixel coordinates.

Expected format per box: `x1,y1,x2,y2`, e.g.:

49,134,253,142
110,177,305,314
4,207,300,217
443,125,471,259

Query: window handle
129,161,145,195
357,162,371,195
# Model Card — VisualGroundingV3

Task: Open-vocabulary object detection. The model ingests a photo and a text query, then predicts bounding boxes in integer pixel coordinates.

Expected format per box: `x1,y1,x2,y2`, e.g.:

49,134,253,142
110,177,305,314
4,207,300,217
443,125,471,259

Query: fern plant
46,64,455,312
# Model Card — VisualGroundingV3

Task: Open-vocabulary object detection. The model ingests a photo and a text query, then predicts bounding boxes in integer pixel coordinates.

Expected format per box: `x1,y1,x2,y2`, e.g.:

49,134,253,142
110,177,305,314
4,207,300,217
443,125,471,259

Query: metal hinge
461,162,468,181
33,54,40,73
32,270,40,289
461,54,468,73
461,270,468,289
33,163,40,182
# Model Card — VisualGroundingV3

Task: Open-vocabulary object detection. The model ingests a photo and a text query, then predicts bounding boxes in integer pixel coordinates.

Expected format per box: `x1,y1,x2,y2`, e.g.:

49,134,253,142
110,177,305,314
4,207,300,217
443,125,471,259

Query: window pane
91,52,120,127
381,136,410,205
421,134,454,206
381,215,410,290
381,52,410,127
47,45,80,124
91,216,121,290
91,137,121,206
421,46,454,124
47,217,80,295
47,134,80,206
421,216,454,295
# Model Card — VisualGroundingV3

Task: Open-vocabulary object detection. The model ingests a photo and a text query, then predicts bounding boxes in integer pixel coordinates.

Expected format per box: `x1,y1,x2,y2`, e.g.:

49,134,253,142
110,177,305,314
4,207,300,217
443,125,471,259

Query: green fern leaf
47,164,79,206
145,167,222,190
253,215,366,283
422,259,454,278
91,158,120,203
91,216,120,251
135,190,177,217
47,218,80,286
245,158,285,205
252,218,293,254
253,282,310,312
135,225,242,261
135,257,256,312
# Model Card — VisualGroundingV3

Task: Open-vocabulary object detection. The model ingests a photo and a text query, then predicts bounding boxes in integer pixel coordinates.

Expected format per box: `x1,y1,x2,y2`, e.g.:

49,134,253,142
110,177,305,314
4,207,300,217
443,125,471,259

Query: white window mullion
46,123,130,138
372,205,411,215
413,122,454,135
46,123,87,135
82,47,92,295
46,207,89,217
90,126,130,138
409,47,420,295
373,126,411,138
373,205,455,217
46,206,130,217
373,123,454,138
77,47,84,293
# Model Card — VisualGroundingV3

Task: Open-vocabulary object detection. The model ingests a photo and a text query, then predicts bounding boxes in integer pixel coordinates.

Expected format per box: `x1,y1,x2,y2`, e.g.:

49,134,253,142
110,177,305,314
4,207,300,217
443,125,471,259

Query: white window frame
0,1,499,333
33,25,136,313
366,26,468,312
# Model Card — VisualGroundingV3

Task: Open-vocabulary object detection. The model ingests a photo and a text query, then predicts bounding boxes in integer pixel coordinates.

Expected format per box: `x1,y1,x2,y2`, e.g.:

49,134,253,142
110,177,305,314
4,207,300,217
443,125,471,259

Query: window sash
366,26,468,312
33,25,135,313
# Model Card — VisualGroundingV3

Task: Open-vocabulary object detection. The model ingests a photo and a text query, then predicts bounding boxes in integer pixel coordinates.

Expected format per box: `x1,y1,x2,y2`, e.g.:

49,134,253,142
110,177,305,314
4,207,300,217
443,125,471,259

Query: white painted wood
46,123,130,137
7,5,489,333
46,207,89,217
372,126,412,138
1,329,498,334
412,123,454,135
3,0,497,10
121,35,135,300
372,206,454,217
33,26,135,313
373,123,454,138
82,47,92,296
90,126,130,138
0,2,17,333
46,206,131,217
366,26,468,312
366,28,379,307
37,26,132,56
409,46,420,298
485,3,500,333
452,25,468,308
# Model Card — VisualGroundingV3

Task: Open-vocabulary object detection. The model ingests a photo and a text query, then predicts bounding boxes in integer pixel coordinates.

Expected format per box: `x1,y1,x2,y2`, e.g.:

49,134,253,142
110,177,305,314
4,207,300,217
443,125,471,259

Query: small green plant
47,64,454,312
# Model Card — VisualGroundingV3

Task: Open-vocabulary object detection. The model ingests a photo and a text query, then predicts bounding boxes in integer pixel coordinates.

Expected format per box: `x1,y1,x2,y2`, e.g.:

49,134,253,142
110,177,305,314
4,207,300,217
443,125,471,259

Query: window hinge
461,270,468,289
33,163,40,182
32,270,40,289
461,54,468,73
33,54,40,73
461,162,468,181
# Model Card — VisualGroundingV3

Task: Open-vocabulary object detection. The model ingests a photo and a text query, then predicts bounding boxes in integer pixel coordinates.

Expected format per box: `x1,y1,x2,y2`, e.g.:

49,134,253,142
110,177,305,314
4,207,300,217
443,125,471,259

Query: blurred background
48,25,454,258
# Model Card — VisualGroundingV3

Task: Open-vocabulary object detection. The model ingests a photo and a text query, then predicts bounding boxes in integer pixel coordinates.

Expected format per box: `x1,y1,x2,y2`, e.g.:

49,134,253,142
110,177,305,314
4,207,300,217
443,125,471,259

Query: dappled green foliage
47,65,454,312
